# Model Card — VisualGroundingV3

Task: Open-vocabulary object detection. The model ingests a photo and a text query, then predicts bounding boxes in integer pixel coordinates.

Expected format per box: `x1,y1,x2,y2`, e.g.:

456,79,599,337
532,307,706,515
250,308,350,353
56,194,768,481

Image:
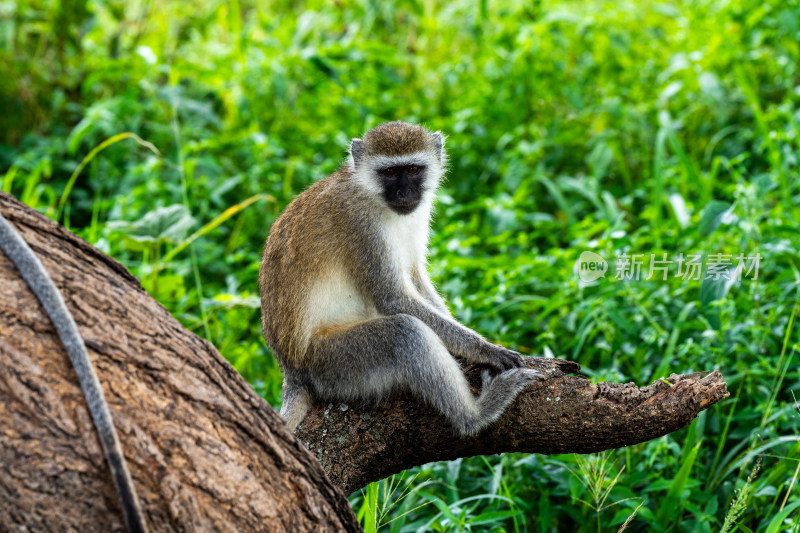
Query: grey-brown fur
363,121,429,155
259,122,540,436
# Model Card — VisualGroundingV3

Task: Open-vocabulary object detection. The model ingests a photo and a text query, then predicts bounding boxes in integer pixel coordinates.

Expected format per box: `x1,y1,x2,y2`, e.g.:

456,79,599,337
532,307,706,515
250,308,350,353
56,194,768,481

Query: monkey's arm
389,296,521,369
362,262,522,370
411,263,451,317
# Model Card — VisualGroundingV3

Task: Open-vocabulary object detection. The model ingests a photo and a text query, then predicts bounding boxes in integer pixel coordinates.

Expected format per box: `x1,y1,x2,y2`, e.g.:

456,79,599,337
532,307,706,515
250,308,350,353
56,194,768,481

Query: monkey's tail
0,212,148,533
279,380,312,432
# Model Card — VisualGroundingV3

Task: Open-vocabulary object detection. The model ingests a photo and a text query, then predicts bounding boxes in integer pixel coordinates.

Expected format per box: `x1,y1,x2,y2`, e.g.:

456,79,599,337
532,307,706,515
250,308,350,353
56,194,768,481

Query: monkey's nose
402,188,419,201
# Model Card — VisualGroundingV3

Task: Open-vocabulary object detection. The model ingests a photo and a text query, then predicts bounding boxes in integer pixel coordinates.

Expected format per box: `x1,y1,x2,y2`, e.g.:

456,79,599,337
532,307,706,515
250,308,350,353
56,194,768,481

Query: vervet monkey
259,121,539,436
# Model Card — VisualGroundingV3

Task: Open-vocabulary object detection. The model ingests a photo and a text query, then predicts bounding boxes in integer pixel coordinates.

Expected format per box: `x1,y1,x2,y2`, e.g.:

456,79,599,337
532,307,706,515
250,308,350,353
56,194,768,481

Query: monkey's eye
383,168,396,177
407,166,419,174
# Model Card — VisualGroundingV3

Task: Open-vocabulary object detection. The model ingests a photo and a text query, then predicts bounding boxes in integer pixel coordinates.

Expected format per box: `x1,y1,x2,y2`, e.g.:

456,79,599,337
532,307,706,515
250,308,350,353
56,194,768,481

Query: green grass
2,0,800,530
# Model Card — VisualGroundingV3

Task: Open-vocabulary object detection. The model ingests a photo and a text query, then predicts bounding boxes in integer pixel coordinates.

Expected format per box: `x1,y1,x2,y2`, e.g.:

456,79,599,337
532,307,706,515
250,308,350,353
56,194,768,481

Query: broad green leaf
698,201,734,237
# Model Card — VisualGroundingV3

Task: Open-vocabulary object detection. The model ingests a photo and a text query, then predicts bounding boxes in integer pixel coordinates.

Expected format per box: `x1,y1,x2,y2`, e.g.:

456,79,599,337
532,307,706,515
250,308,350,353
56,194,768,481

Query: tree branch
296,358,728,494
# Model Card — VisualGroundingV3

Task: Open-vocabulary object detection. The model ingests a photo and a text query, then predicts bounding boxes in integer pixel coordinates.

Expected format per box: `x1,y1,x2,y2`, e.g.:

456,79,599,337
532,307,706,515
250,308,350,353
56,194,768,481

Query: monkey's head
349,121,447,215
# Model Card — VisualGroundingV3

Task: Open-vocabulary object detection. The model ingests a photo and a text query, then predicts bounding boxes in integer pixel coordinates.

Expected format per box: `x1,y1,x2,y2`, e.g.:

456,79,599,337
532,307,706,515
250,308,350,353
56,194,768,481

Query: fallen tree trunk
0,191,359,532
0,191,728,530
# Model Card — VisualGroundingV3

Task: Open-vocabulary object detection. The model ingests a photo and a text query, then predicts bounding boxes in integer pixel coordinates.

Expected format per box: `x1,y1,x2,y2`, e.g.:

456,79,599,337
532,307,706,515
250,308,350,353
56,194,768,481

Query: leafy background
2,0,799,530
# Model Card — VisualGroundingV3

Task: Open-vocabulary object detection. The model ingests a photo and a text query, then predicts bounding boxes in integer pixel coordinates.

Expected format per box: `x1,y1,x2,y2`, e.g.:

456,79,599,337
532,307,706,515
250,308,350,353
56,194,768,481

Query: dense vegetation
3,0,799,530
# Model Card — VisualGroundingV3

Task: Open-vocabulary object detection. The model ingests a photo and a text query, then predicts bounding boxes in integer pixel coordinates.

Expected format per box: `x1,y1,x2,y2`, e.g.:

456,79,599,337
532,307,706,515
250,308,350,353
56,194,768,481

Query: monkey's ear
432,132,446,162
350,138,365,167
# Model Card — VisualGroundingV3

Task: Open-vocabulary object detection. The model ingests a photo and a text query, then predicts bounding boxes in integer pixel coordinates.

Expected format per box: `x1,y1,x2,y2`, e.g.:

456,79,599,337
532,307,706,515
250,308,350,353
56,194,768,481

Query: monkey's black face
380,165,426,215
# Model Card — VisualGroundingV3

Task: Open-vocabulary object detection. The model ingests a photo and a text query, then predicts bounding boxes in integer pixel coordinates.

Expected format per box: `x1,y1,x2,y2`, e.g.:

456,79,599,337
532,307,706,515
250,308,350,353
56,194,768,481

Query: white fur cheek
352,167,383,197
423,164,443,200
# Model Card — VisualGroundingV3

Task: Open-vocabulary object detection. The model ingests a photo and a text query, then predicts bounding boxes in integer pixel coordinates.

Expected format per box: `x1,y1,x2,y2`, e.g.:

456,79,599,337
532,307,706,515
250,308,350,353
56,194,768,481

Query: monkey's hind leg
280,379,312,431
473,367,541,434
306,314,539,437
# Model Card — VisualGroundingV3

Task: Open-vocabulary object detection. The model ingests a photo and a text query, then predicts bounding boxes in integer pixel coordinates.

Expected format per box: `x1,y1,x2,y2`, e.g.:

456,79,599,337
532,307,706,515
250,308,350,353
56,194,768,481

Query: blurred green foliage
2,0,800,530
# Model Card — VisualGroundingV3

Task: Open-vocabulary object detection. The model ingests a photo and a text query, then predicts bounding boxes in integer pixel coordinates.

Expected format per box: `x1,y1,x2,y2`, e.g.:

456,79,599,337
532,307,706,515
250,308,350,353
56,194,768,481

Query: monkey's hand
479,343,525,371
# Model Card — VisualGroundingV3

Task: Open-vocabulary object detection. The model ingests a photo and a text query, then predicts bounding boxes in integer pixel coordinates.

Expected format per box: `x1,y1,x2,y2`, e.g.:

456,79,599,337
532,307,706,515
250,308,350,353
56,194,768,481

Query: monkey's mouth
385,186,423,214
387,199,421,215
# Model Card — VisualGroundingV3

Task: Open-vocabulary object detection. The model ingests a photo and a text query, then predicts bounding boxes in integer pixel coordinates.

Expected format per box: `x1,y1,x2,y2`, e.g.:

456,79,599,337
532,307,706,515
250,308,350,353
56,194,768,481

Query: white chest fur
301,265,376,346
300,198,433,345
380,202,432,276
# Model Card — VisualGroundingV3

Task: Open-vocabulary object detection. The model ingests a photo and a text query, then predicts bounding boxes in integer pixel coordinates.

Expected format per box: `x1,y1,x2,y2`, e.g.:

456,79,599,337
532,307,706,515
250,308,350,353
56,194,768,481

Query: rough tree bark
0,191,728,531
0,191,359,532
